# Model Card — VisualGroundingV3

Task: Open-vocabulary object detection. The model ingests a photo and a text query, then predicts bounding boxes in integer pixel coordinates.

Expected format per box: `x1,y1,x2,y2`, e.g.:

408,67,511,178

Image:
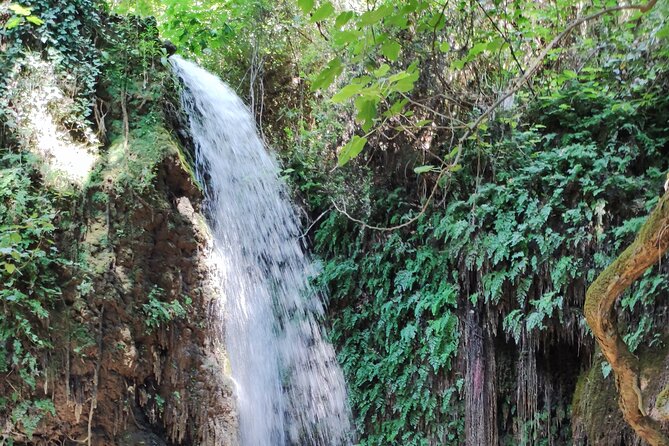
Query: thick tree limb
584,190,669,446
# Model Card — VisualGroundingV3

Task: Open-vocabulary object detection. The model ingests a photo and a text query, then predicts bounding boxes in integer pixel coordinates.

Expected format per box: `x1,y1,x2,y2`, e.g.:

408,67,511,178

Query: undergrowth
312,51,669,445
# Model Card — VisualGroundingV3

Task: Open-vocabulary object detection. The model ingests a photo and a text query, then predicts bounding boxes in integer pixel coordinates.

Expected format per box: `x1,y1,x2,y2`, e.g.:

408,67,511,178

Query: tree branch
584,190,669,446
334,0,659,231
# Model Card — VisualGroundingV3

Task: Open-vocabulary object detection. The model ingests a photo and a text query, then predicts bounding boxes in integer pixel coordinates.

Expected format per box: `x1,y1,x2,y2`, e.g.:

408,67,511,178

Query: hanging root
584,190,669,446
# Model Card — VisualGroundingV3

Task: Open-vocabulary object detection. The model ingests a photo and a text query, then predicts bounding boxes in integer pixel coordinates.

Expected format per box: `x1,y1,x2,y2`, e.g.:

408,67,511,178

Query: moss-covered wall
0,4,237,444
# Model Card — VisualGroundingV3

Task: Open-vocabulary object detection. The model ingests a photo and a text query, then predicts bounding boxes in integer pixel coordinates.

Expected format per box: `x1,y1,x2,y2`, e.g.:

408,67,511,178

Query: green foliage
142,286,189,331
0,151,71,429
313,46,669,443
296,0,667,168
0,0,104,133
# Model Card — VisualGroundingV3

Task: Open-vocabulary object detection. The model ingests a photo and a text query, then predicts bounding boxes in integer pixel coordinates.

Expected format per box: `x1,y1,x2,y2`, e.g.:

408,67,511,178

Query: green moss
655,385,669,417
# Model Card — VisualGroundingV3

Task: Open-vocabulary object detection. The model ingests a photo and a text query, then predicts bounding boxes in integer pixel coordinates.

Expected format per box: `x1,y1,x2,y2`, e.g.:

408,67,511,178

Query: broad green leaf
354,97,378,131
414,165,435,174
298,0,314,14
451,58,467,70
338,136,367,166
359,5,391,26
335,11,354,27
332,83,363,103
310,2,335,22
4,263,16,274
5,16,23,29
468,42,488,58
373,63,390,77
389,69,419,93
449,164,462,172
25,15,43,26
311,57,343,91
381,41,401,61
9,232,21,244
332,30,359,46
9,3,32,16
486,38,504,52
385,13,408,28
385,98,408,116
439,41,450,52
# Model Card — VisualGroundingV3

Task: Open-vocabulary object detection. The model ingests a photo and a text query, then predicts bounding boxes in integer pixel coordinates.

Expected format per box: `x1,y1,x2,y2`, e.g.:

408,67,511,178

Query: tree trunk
584,190,669,446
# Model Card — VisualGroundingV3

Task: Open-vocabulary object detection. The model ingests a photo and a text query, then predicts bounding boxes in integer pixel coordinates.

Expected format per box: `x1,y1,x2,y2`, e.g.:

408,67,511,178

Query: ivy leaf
338,136,367,166
9,4,32,16
25,15,44,26
4,263,16,274
298,0,314,14
310,2,335,22
311,57,342,91
414,165,435,174
5,16,23,29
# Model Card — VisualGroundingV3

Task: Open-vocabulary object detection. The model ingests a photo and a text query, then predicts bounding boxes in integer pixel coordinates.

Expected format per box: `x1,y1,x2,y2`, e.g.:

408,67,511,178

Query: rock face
0,9,238,446
50,156,239,446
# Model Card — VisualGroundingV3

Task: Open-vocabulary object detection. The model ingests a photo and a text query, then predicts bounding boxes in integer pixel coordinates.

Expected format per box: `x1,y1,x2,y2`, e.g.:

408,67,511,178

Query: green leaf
338,136,367,166
310,2,335,22
332,30,359,46
388,69,419,93
656,24,669,39
439,41,450,52
311,57,343,91
359,5,391,26
467,42,488,58
332,83,363,103
298,0,314,14
414,165,435,174
4,263,16,274
335,11,354,27
381,41,401,61
9,4,32,16
25,15,44,26
5,16,23,29
354,97,378,131
373,63,390,77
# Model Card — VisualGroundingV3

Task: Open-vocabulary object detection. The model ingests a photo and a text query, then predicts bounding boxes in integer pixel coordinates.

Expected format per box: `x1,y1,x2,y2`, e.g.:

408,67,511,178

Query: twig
333,0,659,231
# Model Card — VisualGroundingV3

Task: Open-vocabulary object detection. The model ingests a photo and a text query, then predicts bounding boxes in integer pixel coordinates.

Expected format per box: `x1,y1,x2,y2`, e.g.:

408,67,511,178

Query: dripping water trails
171,56,353,446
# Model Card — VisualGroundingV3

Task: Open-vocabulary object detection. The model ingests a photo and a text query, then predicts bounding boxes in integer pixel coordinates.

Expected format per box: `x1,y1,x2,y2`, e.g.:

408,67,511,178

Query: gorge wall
0,4,237,444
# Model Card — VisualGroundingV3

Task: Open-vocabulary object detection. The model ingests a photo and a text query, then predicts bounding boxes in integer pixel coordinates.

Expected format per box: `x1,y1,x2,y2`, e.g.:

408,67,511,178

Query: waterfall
171,56,353,446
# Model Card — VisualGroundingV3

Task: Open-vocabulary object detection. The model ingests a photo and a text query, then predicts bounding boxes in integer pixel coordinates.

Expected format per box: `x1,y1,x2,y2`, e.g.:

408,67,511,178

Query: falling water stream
171,56,353,446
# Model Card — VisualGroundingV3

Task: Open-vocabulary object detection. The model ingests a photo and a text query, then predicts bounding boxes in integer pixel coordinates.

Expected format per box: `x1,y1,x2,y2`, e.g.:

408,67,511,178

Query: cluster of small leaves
298,0,621,167
0,151,69,423
316,201,464,446
142,286,190,332
0,0,105,134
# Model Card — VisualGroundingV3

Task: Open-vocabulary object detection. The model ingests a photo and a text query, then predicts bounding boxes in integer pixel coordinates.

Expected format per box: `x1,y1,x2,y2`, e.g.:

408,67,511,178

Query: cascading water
171,56,353,446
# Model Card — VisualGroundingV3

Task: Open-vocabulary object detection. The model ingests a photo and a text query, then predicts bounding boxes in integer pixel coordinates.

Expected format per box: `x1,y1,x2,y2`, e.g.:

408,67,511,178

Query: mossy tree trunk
584,189,669,446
